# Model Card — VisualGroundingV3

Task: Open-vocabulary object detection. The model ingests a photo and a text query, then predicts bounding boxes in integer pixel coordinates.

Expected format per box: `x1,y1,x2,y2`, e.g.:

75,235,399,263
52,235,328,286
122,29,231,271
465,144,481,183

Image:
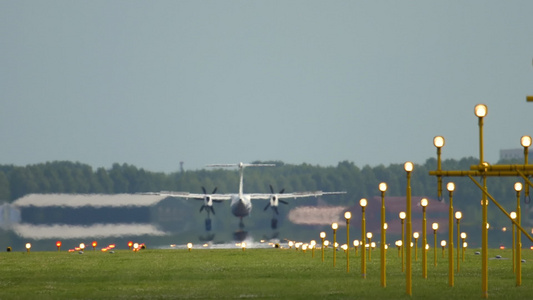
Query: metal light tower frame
429,104,533,298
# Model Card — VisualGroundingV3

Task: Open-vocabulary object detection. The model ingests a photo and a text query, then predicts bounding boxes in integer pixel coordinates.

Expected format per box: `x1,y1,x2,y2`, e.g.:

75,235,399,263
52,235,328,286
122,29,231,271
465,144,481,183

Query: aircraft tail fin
207,162,275,197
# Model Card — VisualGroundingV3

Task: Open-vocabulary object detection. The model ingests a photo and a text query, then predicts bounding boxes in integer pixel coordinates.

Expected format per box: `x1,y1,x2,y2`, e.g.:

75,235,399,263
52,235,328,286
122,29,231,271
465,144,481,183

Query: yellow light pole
353,240,359,256
310,240,316,258
432,223,439,267
379,182,388,287
510,211,516,272
345,211,352,273
455,211,462,273
404,161,414,296
367,232,373,261
514,182,523,286
332,222,338,268
460,232,467,262
474,103,489,299
360,198,368,279
434,136,445,201
521,136,531,212
421,198,428,278
413,232,419,261
320,232,326,262
441,240,446,258
446,182,455,287
399,211,406,272
396,240,402,257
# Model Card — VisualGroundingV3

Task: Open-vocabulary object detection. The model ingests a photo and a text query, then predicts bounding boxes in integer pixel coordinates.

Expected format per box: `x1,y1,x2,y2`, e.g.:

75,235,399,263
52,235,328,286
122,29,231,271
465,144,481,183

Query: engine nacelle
204,196,213,207
269,195,279,207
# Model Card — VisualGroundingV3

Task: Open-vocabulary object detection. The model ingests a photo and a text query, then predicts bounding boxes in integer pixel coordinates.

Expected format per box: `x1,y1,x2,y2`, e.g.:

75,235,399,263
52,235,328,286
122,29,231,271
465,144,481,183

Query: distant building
499,148,530,161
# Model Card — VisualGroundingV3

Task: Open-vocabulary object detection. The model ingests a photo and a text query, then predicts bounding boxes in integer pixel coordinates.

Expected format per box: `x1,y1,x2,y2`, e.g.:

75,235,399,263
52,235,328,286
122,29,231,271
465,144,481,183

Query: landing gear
271,218,278,230
205,218,212,231
233,230,248,242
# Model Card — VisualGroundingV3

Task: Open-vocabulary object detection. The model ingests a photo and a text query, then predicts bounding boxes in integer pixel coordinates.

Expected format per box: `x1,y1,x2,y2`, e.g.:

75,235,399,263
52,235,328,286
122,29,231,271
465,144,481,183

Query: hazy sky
2,1,532,173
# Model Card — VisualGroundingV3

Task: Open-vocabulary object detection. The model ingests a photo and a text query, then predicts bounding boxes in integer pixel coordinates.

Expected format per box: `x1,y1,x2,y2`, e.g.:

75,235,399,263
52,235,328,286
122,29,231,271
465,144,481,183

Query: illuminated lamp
56,241,62,252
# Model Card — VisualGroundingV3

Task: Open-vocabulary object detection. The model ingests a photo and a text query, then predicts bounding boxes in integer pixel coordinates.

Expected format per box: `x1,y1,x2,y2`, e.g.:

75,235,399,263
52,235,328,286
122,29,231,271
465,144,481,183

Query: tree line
0,158,527,218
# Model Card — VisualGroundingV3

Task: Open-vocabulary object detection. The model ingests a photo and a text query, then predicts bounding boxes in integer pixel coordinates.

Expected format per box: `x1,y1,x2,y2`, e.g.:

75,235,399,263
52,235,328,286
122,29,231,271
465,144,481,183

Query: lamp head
420,198,428,207
353,240,359,247
332,223,338,230
432,223,439,230
433,136,445,148
404,161,414,172
344,211,352,220
441,240,447,247
378,182,387,192
399,211,406,220
455,211,462,220
366,232,372,239
320,232,326,239
359,198,367,207
510,211,517,220
413,232,419,239
514,182,523,192
521,135,532,148
460,232,467,239
446,182,455,192
474,104,488,118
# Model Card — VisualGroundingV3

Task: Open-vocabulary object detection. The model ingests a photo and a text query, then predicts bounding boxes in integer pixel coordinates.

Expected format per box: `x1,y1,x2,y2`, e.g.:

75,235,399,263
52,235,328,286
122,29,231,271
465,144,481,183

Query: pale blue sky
1,1,532,173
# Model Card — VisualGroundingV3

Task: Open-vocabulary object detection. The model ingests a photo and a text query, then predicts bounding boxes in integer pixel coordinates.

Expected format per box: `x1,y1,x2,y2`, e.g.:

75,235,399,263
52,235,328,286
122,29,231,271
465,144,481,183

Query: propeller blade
209,206,215,215
279,188,285,194
264,203,271,211
212,187,218,194
273,207,279,215
279,200,288,205
202,186,207,194
269,185,274,194
200,205,205,212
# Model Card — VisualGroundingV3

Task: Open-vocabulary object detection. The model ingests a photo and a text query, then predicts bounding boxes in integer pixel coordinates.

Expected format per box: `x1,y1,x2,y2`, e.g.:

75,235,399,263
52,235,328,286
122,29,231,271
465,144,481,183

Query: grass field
0,246,531,299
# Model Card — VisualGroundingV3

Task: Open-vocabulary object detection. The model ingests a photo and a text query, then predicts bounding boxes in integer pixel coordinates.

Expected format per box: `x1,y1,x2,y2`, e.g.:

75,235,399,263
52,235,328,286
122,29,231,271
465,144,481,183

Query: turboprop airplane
160,162,345,230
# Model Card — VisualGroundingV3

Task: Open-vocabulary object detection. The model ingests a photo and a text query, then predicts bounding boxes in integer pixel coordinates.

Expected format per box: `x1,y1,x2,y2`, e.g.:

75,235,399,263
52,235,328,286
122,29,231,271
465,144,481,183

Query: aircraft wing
248,191,346,200
159,191,232,201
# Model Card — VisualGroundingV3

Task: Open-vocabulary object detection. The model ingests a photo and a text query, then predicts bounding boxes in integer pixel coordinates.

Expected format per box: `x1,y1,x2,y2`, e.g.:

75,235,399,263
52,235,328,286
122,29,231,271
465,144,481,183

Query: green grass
0,247,531,299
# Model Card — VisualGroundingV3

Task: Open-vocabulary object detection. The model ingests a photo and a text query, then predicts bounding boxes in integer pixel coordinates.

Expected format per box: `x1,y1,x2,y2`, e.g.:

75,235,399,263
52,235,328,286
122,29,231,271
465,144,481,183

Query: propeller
264,184,288,215
199,187,218,215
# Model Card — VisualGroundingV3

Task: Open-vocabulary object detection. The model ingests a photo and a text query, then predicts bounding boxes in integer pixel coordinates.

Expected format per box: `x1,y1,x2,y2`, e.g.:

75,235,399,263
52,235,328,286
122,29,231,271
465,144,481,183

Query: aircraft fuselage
230,195,252,218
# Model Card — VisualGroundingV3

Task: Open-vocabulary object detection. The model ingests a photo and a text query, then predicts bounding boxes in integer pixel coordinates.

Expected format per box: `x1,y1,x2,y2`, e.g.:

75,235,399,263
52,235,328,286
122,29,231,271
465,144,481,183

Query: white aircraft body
160,162,345,228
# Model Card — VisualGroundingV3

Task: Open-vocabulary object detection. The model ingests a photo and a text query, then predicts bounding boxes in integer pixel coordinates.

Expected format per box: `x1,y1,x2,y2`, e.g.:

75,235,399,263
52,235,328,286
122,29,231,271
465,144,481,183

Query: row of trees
0,158,528,215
